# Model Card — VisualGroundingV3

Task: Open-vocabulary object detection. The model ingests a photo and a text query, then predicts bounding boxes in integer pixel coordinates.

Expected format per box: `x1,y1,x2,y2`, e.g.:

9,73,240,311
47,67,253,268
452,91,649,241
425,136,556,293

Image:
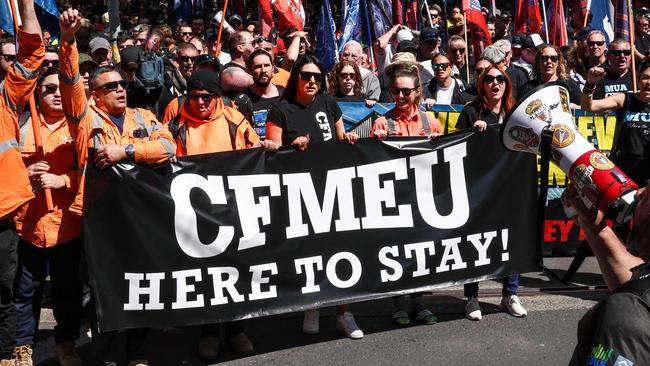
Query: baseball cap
187,70,221,95
396,29,414,43
481,45,506,64
420,27,438,43
120,45,141,71
396,40,418,54
573,26,594,41
195,54,221,72
78,53,98,67
229,14,243,25
89,37,111,54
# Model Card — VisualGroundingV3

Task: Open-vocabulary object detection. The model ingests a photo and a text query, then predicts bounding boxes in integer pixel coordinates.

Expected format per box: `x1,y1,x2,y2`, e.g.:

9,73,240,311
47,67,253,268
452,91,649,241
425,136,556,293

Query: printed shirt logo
315,111,333,141
614,354,634,366
587,344,614,366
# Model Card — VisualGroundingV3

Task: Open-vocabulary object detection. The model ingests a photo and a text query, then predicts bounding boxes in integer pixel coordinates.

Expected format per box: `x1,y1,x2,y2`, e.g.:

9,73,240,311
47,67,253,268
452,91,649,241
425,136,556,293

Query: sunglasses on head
188,93,215,102
389,87,417,96
541,55,560,62
609,49,631,56
298,71,322,82
178,55,197,63
42,83,59,93
95,79,127,91
484,74,507,84
587,41,605,47
432,62,450,70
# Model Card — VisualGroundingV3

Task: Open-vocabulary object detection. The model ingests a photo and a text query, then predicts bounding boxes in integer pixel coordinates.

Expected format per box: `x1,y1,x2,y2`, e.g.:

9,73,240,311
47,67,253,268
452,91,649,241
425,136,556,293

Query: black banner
84,127,539,332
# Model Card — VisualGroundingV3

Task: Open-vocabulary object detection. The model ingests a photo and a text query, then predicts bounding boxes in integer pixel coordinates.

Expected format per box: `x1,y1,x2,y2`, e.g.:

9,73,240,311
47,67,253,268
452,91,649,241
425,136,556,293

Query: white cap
396,29,414,43
102,12,109,24
530,33,544,47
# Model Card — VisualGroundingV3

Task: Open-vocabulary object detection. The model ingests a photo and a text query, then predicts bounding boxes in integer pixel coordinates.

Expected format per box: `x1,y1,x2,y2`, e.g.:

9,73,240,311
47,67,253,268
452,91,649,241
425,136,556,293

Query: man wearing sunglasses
0,38,16,82
57,10,175,365
593,39,633,99
584,30,608,72
175,21,194,43
0,0,46,364
224,31,256,72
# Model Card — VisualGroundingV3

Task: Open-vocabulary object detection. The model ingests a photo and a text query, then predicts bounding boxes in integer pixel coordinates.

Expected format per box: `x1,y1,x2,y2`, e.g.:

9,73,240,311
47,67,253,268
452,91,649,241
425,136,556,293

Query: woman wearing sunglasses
328,60,365,103
518,44,582,107
455,65,528,320
370,61,441,327
266,55,363,339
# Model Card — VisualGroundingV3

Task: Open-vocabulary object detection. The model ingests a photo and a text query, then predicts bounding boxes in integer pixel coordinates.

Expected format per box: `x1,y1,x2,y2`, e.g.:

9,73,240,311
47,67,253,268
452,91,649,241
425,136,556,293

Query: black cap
396,40,418,54
195,54,221,72
510,33,526,49
573,26,594,41
420,27,438,43
187,70,221,95
120,45,141,65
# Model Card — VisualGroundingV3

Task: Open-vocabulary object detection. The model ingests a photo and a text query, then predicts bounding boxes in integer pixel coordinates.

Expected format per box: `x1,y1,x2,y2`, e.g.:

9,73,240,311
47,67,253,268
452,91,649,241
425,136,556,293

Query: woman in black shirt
327,60,365,103
265,55,362,339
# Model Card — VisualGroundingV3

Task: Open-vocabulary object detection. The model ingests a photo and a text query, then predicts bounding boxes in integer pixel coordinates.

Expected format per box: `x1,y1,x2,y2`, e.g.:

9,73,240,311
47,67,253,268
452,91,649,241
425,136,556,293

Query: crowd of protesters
1,0,650,365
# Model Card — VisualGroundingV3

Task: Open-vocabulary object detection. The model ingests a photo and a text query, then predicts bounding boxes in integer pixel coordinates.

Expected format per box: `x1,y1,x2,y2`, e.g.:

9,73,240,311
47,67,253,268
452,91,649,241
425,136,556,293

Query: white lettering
206,267,245,305
326,252,362,288
171,269,204,309
249,263,278,300
404,241,436,277
436,237,468,272
467,231,496,267
294,256,323,293
378,246,403,282
123,272,165,311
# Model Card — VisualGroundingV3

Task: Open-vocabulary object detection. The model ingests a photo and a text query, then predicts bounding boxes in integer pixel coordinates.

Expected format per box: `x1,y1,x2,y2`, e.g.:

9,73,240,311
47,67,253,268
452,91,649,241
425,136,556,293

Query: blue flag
338,0,363,53
0,0,60,36
589,0,614,44
368,0,393,40
315,0,338,72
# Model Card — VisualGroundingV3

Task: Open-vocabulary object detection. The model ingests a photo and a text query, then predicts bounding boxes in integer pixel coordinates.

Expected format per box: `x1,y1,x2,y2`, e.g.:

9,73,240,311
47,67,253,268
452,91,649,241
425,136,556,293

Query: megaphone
212,11,236,35
501,83,638,224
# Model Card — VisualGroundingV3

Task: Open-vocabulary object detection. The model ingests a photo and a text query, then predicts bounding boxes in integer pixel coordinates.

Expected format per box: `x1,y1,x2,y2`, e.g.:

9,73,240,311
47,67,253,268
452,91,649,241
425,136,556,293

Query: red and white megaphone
501,83,638,224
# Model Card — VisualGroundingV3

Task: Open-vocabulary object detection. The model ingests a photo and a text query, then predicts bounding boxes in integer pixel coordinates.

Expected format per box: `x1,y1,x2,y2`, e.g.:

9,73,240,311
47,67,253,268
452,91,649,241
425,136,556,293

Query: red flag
547,0,568,46
272,0,305,31
462,0,492,61
406,0,417,30
515,0,542,34
258,0,274,37
393,0,404,25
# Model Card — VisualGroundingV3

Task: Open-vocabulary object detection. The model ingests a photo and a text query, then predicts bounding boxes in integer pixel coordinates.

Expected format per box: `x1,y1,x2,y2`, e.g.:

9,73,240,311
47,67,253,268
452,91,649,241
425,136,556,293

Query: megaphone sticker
572,165,597,190
508,126,540,150
550,124,575,148
525,99,560,123
589,151,615,170
559,88,570,113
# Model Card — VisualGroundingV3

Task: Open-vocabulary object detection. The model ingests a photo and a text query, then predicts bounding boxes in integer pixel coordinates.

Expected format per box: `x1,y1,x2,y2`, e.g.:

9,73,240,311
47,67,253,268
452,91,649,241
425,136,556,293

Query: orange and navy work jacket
173,98,260,156
0,29,44,219
371,105,442,137
14,113,81,247
58,38,176,215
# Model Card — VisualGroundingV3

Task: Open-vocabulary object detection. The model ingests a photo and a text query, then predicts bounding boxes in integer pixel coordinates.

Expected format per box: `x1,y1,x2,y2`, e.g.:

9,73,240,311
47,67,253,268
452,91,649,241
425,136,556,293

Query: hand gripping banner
84,127,538,332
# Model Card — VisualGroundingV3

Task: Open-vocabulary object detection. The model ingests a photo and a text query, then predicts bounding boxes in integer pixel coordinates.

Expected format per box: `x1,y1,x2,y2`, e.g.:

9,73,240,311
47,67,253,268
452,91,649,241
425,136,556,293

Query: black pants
0,220,18,359
13,238,83,346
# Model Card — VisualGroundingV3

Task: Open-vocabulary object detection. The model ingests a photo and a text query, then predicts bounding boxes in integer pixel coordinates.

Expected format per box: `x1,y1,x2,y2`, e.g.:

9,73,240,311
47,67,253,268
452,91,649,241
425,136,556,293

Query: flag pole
215,0,230,57
627,0,637,93
7,0,53,212
541,0,549,42
583,0,592,28
463,13,469,84
423,0,433,27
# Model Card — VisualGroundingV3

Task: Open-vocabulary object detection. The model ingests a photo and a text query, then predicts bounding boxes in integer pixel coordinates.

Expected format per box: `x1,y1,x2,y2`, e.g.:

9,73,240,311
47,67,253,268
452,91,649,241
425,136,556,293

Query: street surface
34,258,606,366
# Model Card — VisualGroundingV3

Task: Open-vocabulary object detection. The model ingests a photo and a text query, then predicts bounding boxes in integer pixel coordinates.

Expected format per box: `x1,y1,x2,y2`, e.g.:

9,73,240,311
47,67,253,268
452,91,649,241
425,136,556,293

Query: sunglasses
587,41,605,47
298,71,322,82
609,50,631,56
541,55,560,62
42,83,59,93
450,48,465,54
389,87,417,96
95,79,127,91
178,32,193,36
432,62,450,70
178,55,197,63
484,74,507,84
0,54,16,62
339,72,355,79
188,93,215,102
430,13,440,17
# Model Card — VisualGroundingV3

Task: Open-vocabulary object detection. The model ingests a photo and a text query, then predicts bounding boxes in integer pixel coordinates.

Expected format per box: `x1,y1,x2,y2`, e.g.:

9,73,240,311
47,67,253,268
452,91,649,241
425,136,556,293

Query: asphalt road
33,258,607,366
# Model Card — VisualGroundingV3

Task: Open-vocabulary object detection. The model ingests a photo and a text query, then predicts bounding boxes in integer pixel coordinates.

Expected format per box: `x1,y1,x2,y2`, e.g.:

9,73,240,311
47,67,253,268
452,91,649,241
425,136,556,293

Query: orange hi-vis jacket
14,113,81,247
172,98,259,156
58,39,176,215
0,29,44,220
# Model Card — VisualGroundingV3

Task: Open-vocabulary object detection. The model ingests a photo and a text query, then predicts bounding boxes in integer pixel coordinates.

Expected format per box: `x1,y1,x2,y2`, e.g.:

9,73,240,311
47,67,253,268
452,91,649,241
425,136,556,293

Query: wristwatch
125,144,135,161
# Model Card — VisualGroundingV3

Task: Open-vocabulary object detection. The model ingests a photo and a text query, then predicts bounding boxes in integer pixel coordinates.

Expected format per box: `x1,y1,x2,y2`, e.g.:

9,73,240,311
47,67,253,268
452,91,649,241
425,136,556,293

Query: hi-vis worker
166,70,278,361
56,9,175,366
0,0,44,364
12,66,84,366
57,9,176,216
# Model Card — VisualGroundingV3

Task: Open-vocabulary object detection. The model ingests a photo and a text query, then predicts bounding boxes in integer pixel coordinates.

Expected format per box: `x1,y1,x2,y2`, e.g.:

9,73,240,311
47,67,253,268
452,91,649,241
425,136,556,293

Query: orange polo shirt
372,105,442,137
271,67,290,88
14,114,81,247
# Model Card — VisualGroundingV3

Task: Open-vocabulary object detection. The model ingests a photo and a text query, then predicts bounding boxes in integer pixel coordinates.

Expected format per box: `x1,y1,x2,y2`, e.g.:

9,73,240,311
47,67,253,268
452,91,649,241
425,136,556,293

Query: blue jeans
464,274,520,299
13,238,83,346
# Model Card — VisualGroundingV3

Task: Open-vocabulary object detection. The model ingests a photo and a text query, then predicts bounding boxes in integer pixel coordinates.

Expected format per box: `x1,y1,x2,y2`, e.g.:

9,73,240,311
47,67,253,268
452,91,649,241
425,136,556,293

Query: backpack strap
167,114,186,153
385,109,396,134
418,110,432,135
91,112,104,148
18,111,31,152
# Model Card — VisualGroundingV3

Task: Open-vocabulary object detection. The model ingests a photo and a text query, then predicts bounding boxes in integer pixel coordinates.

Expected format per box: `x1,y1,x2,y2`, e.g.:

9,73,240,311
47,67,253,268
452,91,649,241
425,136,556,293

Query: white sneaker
465,297,482,321
499,295,528,317
302,309,320,334
336,312,364,339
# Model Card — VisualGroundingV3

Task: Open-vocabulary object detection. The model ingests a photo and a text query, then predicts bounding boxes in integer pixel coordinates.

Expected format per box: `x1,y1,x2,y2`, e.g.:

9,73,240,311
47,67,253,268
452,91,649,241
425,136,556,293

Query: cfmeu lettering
170,143,472,258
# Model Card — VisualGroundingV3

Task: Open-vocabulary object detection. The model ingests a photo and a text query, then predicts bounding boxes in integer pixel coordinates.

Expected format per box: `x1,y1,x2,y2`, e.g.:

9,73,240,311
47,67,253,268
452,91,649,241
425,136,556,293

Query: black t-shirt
244,86,285,139
635,33,650,58
455,103,502,130
517,78,582,104
267,94,342,146
613,94,650,183
570,263,650,366
594,70,633,99
223,61,248,72
506,66,528,100
331,93,365,103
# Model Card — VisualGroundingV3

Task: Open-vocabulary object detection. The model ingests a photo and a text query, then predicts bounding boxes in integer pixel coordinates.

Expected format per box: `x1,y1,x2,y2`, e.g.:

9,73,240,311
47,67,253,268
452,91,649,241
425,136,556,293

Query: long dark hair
282,55,326,102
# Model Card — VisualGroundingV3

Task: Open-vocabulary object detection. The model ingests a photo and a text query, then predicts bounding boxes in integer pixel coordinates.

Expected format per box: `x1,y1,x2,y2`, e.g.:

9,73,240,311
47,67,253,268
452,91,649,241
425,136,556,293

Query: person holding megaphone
455,62,528,321
581,60,650,185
